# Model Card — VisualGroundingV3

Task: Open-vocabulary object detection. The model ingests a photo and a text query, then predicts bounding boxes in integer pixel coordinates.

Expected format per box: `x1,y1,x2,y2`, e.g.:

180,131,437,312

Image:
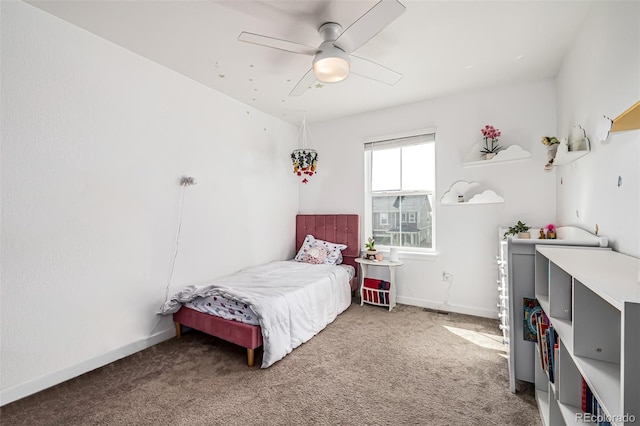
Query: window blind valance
364,128,436,151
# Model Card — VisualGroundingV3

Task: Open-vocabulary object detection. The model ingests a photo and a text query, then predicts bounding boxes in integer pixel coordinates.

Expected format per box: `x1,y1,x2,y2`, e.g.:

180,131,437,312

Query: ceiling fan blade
349,55,402,85
238,32,317,56
289,68,317,97
333,0,406,53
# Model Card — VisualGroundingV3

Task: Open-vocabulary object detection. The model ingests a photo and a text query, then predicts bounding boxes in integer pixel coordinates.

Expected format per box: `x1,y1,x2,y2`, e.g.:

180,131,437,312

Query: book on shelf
533,309,559,383
523,298,541,342
581,377,613,426
541,329,549,373
547,326,556,383
552,340,559,384
534,310,550,370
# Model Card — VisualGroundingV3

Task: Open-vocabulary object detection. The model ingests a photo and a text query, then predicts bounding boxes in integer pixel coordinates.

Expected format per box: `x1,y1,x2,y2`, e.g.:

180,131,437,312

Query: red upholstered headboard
295,214,360,275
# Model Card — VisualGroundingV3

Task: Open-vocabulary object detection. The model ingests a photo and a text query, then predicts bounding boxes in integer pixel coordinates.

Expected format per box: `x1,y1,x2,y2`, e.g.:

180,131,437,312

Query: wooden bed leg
247,348,255,367
175,322,181,338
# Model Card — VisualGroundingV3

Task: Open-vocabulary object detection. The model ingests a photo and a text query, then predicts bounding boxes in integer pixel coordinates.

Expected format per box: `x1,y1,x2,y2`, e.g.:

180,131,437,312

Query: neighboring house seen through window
364,130,436,251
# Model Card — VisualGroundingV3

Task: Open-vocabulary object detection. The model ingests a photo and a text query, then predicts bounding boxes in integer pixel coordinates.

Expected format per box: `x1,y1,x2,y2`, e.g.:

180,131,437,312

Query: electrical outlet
442,272,453,282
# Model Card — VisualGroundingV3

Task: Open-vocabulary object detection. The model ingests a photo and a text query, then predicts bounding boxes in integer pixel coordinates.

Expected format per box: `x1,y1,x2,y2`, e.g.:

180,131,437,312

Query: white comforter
160,261,352,368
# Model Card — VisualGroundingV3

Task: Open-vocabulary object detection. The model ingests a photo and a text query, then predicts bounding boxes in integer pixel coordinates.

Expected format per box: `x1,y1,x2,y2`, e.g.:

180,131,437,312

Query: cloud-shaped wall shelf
463,143,531,167
441,180,504,205
553,125,590,166
467,190,504,204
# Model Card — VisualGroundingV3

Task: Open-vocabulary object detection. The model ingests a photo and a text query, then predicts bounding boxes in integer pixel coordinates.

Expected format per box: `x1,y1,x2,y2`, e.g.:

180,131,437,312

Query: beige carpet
1,303,538,425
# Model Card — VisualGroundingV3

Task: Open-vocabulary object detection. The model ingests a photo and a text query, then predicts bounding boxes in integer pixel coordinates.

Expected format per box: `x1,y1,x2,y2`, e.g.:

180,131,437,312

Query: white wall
302,79,558,318
555,1,640,257
0,1,298,404
4,0,638,409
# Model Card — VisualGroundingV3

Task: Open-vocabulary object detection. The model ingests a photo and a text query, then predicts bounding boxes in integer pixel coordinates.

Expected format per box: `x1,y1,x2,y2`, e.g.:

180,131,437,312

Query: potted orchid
480,125,503,159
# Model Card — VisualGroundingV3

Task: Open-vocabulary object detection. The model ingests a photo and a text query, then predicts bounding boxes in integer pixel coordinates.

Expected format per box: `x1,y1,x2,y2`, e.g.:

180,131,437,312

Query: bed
161,214,360,368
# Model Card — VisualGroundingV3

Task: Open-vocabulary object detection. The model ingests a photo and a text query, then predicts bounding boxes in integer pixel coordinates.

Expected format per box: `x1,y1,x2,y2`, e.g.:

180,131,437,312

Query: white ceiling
28,0,592,125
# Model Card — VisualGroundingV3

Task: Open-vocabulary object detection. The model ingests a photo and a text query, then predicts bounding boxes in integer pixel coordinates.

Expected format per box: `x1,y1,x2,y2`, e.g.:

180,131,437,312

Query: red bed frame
173,214,360,367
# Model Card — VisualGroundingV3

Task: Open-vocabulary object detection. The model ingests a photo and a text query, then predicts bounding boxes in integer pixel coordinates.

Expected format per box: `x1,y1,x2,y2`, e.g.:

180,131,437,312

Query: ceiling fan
238,0,406,96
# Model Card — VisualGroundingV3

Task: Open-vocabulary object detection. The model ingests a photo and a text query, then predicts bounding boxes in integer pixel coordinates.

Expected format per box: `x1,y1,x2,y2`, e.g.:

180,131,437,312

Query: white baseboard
396,296,498,319
0,327,175,407
2,301,496,406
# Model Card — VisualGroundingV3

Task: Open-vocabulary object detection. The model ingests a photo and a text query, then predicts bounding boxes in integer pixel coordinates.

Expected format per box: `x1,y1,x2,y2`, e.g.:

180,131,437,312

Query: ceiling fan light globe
313,56,350,82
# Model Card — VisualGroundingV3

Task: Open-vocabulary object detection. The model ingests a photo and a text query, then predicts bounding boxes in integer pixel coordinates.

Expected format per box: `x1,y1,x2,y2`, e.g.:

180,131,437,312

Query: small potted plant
364,237,377,260
503,221,532,239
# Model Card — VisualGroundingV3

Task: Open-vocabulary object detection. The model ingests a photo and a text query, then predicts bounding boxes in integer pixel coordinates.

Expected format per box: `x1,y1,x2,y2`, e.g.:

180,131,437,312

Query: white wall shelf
441,180,504,205
533,246,640,426
463,143,531,167
553,125,590,166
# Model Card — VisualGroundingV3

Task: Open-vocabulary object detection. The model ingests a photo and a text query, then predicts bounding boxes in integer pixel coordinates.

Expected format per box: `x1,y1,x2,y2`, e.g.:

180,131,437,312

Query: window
401,212,417,223
364,130,436,251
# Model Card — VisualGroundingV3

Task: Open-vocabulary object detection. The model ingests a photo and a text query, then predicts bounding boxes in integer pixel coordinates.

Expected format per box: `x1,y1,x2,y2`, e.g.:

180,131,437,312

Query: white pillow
294,235,347,265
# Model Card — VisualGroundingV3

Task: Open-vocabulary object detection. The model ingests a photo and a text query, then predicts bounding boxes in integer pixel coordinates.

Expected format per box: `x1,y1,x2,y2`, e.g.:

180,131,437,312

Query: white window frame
364,128,437,255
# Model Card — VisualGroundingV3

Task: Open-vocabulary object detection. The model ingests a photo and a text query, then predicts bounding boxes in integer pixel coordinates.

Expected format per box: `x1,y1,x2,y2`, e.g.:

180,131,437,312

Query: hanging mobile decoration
291,149,318,184
291,113,318,184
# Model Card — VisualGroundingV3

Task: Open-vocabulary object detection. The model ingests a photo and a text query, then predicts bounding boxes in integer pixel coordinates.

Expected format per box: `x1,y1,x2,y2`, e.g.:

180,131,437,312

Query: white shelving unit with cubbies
533,245,640,426
497,227,606,394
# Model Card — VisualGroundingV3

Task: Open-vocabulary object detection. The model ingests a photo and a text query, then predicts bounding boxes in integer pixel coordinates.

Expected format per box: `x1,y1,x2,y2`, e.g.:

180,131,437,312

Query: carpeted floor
1,302,539,425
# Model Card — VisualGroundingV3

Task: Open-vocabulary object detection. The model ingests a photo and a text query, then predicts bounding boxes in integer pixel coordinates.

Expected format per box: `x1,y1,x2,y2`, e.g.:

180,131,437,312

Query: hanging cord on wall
163,187,186,304
428,276,452,315
149,176,196,336
438,277,453,311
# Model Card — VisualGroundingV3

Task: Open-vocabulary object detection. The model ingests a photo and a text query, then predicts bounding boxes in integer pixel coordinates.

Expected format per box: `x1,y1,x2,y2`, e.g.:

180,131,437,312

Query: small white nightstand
354,258,404,311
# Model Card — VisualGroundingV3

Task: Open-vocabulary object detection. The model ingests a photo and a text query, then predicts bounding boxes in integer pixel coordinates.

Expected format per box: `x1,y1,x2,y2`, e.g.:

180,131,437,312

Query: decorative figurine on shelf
539,228,546,239
364,237,377,260
546,224,557,239
541,136,560,171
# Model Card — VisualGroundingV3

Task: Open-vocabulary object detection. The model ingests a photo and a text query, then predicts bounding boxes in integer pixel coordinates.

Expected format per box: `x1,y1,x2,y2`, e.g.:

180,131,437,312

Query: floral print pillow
301,244,329,264
294,235,347,265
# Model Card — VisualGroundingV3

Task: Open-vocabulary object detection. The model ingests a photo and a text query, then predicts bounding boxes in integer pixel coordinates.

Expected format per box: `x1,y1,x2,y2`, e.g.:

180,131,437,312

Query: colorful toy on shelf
546,224,556,239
